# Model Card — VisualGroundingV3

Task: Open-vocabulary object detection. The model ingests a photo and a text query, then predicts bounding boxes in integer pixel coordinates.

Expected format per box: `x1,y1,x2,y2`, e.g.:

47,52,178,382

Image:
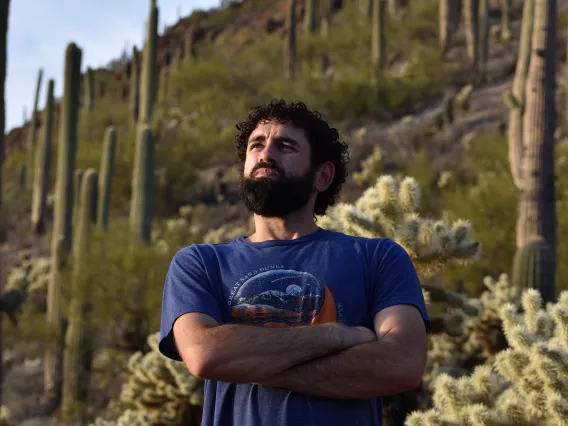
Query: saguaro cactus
44,42,82,411
476,0,489,80
83,67,94,112
139,0,158,124
61,168,98,420
129,125,154,243
97,126,117,230
504,0,534,189
515,0,557,300
304,0,318,34
463,0,479,66
26,69,43,182
372,0,386,70
130,47,140,126
31,79,54,235
284,0,297,80
512,236,554,303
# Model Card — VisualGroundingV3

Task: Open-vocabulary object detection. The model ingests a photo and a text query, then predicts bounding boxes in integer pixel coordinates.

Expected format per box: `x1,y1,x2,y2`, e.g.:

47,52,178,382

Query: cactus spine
372,0,386,70
512,236,554,303
31,79,54,235
139,0,158,124
44,42,82,408
505,0,534,189
26,69,43,182
129,125,154,243
130,47,140,126
285,0,297,80
61,168,98,420
97,126,116,230
515,0,557,299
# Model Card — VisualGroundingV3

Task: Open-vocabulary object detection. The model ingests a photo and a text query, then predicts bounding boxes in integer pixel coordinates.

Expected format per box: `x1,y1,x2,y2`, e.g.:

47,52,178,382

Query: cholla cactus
353,147,383,187
406,288,568,425
318,175,481,276
423,274,521,389
119,332,203,425
89,409,153,426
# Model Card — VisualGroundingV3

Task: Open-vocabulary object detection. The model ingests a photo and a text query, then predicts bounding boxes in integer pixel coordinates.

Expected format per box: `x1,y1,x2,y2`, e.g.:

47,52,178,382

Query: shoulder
321,228,403,258
171,238,240,265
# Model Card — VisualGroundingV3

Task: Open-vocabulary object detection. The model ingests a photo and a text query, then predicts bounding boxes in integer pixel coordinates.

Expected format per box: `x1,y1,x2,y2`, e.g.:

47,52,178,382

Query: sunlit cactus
116,332,203,425
406,288,568,425
318,175,481,276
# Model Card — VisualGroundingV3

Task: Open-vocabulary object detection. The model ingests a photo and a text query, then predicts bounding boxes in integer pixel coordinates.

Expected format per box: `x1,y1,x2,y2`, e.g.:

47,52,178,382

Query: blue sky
5,0,221,133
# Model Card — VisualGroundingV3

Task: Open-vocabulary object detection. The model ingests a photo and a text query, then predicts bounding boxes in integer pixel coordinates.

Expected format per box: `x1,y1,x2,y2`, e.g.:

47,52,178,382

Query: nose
258,139,278,163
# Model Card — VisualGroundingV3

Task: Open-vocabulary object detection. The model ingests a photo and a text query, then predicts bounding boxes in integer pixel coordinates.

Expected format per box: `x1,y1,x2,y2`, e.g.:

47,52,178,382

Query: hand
334,323,377,348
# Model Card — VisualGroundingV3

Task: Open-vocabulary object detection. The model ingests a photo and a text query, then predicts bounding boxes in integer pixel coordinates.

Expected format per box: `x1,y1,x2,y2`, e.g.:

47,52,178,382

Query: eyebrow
247,134,301,147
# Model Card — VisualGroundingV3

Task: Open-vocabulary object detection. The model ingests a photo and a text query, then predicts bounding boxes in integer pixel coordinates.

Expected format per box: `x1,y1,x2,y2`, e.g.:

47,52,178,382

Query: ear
314,161,335,192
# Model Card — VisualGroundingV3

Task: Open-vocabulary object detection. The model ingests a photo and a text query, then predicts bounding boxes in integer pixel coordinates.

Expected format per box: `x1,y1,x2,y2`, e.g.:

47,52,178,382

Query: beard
238,163,316,217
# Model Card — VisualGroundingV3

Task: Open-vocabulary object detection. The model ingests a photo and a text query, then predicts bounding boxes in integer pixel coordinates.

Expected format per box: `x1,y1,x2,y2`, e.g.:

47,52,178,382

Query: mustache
252,162,284,176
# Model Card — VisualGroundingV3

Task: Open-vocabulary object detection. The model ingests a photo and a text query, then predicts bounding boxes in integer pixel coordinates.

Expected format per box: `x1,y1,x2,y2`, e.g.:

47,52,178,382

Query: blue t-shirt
159,227,430,426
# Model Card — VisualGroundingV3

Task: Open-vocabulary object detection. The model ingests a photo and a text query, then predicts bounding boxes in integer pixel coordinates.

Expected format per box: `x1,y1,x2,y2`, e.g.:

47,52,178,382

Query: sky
4,0,221,134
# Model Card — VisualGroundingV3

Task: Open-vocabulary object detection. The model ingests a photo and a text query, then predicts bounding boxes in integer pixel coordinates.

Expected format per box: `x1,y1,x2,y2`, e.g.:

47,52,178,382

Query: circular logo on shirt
229,269,337,327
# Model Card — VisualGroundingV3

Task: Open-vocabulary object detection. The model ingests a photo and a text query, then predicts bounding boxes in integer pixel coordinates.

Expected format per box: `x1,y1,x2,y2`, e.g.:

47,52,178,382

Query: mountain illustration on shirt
229,269,337,327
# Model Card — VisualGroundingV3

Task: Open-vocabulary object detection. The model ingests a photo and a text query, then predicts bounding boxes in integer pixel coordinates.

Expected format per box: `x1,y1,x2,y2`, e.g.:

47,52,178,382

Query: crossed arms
172,304,428,399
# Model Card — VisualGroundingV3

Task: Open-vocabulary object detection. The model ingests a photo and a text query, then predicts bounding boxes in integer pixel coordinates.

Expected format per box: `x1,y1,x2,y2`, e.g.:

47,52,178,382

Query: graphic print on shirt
228,268,337,327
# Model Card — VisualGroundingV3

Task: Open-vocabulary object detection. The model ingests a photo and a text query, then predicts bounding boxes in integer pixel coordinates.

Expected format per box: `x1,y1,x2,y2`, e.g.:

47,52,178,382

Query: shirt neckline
235,227,328,248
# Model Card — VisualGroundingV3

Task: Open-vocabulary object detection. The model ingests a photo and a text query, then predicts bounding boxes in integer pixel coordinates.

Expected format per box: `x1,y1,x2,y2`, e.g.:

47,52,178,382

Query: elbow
182,345,218,380
401,355,427,392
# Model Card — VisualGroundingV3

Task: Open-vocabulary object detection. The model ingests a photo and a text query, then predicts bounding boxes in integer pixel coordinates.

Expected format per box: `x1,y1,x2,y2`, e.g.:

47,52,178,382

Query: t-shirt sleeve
371,239,431,332
159,245,224,361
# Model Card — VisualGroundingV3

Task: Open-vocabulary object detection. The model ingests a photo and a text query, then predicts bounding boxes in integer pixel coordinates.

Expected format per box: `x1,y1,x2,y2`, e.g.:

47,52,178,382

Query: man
159,99,430,426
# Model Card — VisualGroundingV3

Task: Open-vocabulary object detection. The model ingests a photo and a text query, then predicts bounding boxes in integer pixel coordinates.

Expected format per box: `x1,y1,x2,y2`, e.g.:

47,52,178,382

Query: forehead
248,120,309,147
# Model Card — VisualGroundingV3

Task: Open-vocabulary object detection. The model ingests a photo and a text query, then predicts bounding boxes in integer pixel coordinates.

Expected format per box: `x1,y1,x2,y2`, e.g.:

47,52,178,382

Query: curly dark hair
234,99,350,216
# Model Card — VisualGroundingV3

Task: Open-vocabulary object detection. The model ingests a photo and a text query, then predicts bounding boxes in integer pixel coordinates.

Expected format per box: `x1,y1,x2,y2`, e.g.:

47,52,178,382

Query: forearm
256,336,423,399
181,322,353,383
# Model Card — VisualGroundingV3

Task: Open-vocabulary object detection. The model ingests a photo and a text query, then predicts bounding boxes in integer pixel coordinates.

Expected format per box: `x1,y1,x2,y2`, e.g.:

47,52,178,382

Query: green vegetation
0,0,567,424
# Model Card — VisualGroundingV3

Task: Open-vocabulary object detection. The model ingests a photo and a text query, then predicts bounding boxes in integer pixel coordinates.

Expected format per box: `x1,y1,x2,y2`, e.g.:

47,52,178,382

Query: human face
238,120,316,217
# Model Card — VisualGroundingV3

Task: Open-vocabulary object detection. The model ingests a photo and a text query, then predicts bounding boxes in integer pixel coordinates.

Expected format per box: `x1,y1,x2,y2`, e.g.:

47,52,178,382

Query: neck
247,208,318,242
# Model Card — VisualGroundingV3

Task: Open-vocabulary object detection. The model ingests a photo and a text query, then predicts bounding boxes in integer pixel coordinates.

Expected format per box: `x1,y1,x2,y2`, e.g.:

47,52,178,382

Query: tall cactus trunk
439,0,464,56
505,0,534,190
463,0,479,66
372,0,386,70
139,0,158,125
476,0,489,81
60,168,98,422
43,42,82,413
304,0,318,34
130,47,140,126
97,126,117,230
83,67,94,112
26,69,43,184
285,0,297,81
31,79,54,235
129,125,154,243
516,0,557,296
0,0,8,210
501,0,512,41
72,169,83,229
